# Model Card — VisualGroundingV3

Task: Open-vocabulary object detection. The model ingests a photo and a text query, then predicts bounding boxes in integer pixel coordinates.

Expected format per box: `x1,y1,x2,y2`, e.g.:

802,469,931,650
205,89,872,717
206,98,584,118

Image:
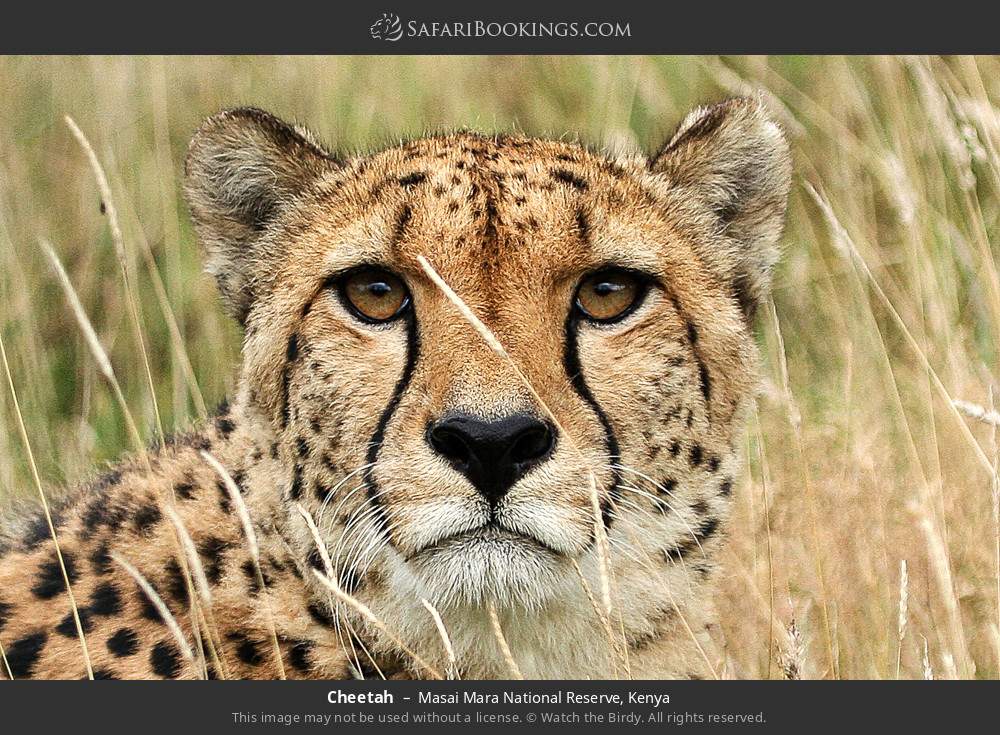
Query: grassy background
1,55,999,679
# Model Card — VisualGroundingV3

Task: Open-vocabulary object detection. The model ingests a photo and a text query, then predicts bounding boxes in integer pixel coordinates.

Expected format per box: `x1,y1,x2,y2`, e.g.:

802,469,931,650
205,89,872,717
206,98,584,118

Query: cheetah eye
338,267,411,324
574,269,647,323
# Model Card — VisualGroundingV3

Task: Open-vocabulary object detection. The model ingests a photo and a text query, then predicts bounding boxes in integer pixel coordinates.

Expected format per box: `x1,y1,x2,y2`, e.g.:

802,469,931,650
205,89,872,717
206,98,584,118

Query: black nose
427,412,555,505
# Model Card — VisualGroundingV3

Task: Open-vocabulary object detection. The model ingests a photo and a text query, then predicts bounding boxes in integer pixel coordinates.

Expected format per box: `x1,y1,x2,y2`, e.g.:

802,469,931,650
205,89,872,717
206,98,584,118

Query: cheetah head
184,101,790,661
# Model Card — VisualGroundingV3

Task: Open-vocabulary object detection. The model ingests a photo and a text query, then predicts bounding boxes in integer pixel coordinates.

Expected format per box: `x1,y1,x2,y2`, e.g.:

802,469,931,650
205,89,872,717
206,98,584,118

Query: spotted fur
0,98,790,679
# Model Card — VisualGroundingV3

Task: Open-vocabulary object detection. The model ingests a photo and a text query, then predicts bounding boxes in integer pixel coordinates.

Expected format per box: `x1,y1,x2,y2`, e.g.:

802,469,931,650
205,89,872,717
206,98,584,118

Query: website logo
370,13,403,42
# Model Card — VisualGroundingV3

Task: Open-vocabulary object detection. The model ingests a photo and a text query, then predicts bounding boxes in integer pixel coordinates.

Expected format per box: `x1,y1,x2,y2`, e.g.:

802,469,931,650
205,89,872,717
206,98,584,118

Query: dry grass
1,55,999,679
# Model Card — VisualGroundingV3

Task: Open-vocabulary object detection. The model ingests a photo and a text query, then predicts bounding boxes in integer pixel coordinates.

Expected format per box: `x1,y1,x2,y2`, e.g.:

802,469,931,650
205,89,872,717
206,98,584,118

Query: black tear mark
551,168,588,191
6,631,48,678
564,311,620,528
363,309,420,548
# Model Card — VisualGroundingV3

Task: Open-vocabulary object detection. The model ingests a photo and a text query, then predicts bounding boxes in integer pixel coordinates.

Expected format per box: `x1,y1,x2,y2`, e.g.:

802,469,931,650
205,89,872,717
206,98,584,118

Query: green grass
1,55,999,678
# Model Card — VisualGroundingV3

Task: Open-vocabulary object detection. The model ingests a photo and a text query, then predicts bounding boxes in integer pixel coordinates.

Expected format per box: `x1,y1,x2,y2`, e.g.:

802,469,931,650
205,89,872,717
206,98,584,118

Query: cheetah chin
0,98,790,680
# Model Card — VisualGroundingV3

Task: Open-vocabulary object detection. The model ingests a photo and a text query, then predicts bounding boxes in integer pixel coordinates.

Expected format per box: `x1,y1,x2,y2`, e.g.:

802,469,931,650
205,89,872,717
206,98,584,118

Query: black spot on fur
0,599,11,630
138,584,165,625
6,631,48,678
197,536,231,585
107,627,139,657
551,168,588,191
306,549,324,572
241,559,271,594
668,440,681,457
150,640,182,679
90,581,122,616
689,445,703,467
89,541,112,575
21,513,53,551
296,436,310,458
720,478,733,497
55,607,93,638
664,515,720,561
82,499,110,532
289,465,303,501
217,479,232,513
659,478,677,496
174,477,196,501
165,559,190,606
234,636,263,666
707,455,720,473
134,503,161,534
32,550,77,599
287,640,313,673
307,602,336,628
398,172,426,188
281,333,299,428
215,416,235,437
314,480,330,504
91,668,119,680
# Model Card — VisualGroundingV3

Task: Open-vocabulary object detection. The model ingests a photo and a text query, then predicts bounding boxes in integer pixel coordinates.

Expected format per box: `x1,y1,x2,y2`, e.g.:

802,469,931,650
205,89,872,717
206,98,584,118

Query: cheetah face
185,102,790,613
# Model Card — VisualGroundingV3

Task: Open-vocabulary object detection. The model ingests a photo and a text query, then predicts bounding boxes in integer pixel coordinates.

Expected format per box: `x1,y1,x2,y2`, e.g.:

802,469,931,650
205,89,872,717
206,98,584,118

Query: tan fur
0,98,790,679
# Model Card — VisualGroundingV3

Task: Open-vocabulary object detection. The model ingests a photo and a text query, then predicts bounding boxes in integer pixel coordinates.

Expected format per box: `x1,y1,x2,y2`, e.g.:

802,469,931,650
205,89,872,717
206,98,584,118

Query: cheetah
0,98,790,680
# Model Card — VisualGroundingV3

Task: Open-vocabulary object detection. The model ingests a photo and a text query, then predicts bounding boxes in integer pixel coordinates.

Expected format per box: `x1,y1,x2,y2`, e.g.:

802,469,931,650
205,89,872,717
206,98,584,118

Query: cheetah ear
651,97,791,320
184,107,338,325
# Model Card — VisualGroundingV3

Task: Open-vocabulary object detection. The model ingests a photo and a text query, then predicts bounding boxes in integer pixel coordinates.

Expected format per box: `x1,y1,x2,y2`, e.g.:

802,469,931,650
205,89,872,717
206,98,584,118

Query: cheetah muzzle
0,98,790,680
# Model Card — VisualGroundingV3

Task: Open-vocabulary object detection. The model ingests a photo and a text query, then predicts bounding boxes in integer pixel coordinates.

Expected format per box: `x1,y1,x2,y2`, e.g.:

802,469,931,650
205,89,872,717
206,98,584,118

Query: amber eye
574,269,646,323
339,267,410,323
